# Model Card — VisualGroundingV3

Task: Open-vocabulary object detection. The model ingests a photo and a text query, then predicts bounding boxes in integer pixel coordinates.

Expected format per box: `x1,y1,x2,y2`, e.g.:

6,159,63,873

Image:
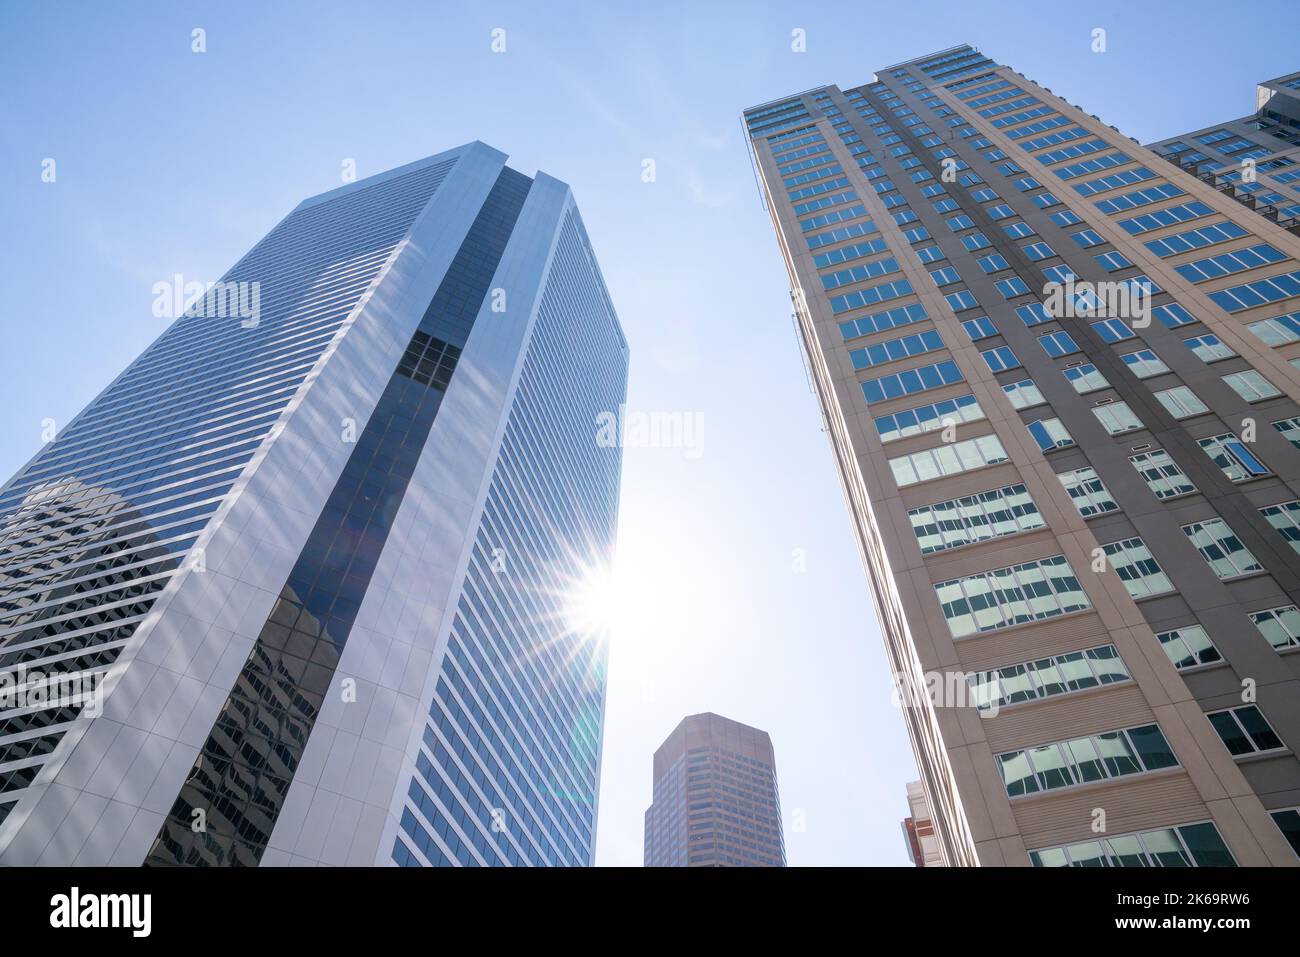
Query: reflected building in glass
0,142,628,866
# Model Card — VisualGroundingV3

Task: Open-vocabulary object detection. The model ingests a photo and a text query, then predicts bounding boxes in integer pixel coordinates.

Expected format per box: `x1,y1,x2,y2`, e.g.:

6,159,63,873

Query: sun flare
564,564,622,640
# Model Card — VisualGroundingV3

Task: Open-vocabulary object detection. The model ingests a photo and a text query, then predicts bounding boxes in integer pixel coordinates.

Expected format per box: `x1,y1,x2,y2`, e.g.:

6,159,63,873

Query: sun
564,563,622,640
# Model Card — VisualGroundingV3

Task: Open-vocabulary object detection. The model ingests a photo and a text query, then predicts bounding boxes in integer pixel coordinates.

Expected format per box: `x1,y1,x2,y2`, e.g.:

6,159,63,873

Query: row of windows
907,483,1044,554
968,644,1129,712
801,202,868,234
813,236,889,268
1093,182,1185,214
1073,166,1155,197
849,329,943,371
830,277,914,314
1030,822,1235,867
1208,269,1300,313
934,554,1089,639
1174,243,1288,283
997,722,1177,797
821,255,901,291
807,217,876,250
1116,200,1213,235
838,301,928,340
873,392,984,442
861,358,963,404
888,434,1008,489
1144,220,1249,258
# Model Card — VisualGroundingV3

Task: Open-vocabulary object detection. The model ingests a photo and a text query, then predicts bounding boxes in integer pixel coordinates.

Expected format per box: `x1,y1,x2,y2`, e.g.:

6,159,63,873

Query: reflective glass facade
0,143,627,867
0,156,455,833
394,210,626,868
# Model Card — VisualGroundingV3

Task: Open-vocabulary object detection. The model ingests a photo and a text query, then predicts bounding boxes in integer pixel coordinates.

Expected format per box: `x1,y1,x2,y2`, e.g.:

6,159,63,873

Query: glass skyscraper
746,46,1300,867
0,142,628,866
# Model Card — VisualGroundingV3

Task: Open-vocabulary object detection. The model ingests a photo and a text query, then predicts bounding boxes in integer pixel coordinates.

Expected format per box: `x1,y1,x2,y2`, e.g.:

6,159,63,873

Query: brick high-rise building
644,713,785,866
745,45,1300,867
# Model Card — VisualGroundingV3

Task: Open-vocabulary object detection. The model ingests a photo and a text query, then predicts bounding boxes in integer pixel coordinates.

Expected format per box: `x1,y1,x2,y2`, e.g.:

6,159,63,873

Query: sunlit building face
0,143,628,867
746,46,1300,868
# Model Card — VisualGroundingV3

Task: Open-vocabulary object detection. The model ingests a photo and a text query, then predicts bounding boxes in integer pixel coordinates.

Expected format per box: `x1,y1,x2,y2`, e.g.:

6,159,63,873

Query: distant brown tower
643,713,786,867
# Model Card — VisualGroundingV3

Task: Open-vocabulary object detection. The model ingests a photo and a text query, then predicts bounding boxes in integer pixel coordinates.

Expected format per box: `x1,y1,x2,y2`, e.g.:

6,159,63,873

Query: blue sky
2,0,1296,866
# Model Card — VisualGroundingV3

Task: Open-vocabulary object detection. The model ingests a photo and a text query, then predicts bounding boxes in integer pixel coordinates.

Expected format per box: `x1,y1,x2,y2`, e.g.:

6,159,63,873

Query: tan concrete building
744,45,1300,867
1147,70,1300,233
643,713,785,866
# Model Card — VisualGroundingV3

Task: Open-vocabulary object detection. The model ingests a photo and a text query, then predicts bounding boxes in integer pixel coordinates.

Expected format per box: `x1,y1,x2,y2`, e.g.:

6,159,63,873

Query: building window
1198,433,1269,481
995,277,1031,298
1063,363,1109,393
1154,385,1209,419
1145,221,1249,257
1260,500,1300,556
1103,538,1174,598
934,554,1090,638
1091,318,1135,343
874,393,984,442
1120,349,1170,378
1183,334,1236,363
1273,417,1300,450
1174,243,1287,283
1246,312,1300,346
981,345,1021,372
996,723,1178,798
1249,605,1300,651
862,359,964,403
1095,250,1133,272
961,316,997,340
1039,331,1080,358
944,290,979,312
1271,809,1300,858
929,266,962,287
1002,378,1045,409
907,483,1045,554
888,434,1009,487
1152,302,1197,328
1027,417,1075,452
1016,302,1051,325
1206,705,1285,756
1156,625,1222,669
1030,822,1235,867
1207,269,1300,313
1222,370,1282,403
1183,518,1263,579
1129,449,1196,499
1093,401,1144,435
967,644,1130,712
839,301,928,340
1057,466,1119,518
849,329,944,370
